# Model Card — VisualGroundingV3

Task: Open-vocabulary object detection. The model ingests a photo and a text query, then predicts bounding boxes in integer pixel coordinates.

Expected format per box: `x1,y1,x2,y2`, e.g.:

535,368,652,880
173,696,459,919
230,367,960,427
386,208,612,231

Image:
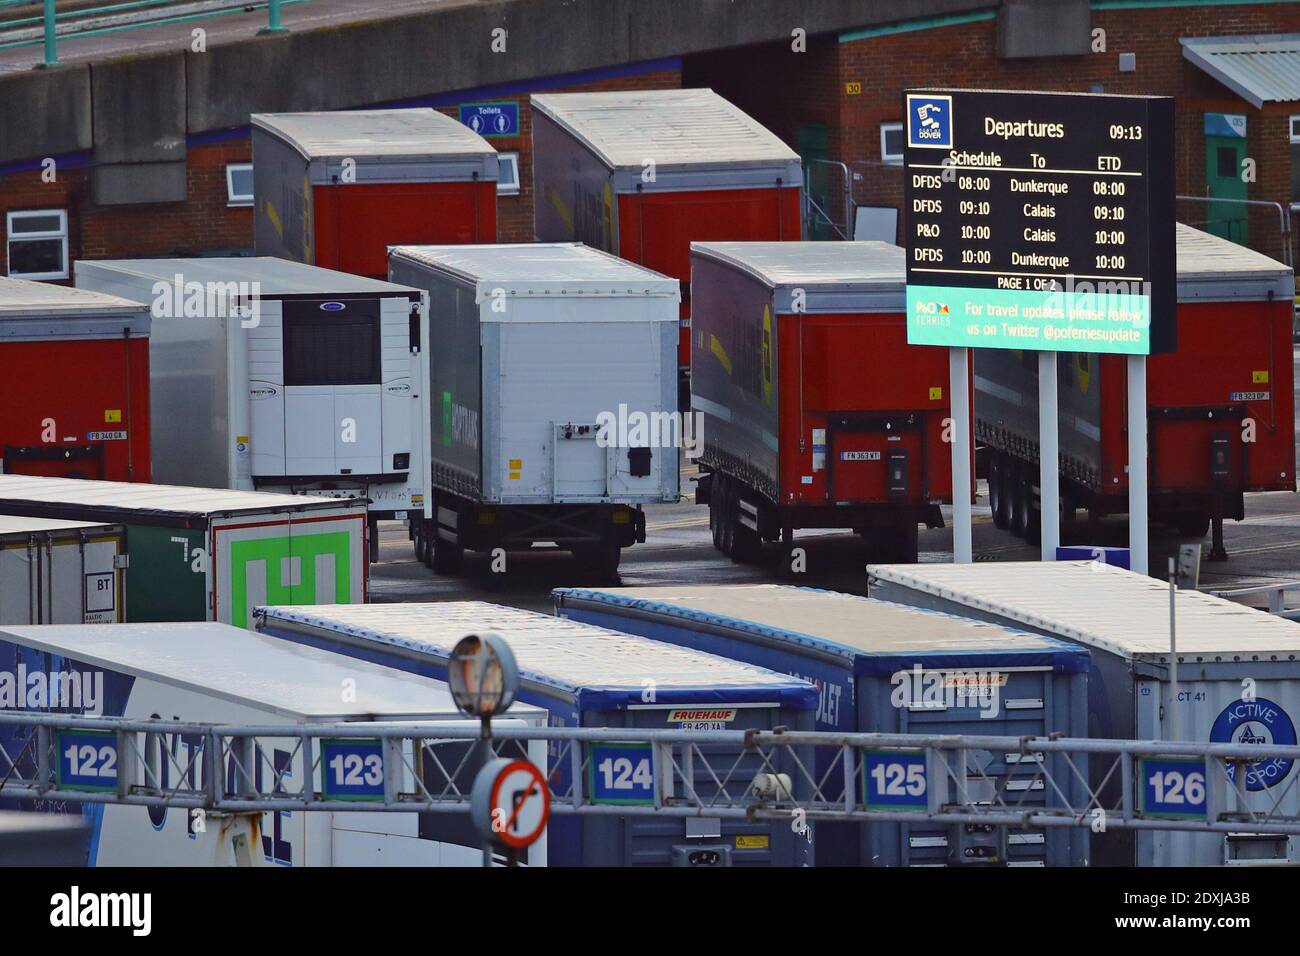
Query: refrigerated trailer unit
868,561,1300,866
977,224,1295,556
75,257,424,540
0,621,546,866
0,277,150,482
252,109,499,279
0,475,366,628
554,584,1090,867
531,89,803,385
690,241,962,564
389,243,679,579
0,517,125,625
254,601,818,866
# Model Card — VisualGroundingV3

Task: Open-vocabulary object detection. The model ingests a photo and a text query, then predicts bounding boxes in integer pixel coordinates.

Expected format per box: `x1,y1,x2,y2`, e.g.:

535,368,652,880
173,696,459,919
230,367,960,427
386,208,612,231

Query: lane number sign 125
862,750,928,811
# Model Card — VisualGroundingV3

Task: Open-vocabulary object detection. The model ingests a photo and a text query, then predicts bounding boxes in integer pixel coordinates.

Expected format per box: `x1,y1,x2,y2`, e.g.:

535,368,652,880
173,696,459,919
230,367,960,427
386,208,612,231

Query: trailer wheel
989,454,1010,530
718,477,737,557
430,530,463,575
1176,513,1211,539
1010,464,1030,539
1017,469,1041,545
577,535,622,583
731,493,762,564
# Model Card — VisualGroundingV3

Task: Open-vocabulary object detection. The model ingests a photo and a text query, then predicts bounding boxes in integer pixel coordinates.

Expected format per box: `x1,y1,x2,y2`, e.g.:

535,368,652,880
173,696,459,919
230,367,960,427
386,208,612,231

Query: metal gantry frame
3,712,1300,835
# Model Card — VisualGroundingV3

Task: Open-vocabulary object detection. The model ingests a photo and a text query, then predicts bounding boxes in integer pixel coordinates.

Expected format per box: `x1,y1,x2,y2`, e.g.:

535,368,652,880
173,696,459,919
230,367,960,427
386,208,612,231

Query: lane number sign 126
56,730,119,792
862,750,928,811
320,739,385,801
1139,757,1208,820
588,742,655,805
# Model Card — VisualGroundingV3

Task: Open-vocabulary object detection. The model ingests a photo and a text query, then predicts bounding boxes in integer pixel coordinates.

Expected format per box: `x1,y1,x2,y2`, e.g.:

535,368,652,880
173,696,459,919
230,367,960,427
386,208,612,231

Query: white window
1290,116,1300,144
226,163,254,207
880,122,904,165
497,152,521,196
6,209,68,280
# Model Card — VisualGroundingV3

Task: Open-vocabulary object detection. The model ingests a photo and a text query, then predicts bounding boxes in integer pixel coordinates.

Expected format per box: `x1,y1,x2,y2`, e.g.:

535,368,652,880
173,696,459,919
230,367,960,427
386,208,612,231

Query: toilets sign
459,101,519,138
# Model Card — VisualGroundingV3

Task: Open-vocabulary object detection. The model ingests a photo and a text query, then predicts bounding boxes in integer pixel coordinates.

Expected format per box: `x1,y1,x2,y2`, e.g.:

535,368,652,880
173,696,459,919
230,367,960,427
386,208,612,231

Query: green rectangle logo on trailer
228,530,354,629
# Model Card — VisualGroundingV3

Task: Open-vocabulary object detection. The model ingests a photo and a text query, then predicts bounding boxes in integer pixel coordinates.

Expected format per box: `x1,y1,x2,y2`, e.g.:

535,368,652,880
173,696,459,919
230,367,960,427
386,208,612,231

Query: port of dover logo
1209,697,1297,791
907,93,953,149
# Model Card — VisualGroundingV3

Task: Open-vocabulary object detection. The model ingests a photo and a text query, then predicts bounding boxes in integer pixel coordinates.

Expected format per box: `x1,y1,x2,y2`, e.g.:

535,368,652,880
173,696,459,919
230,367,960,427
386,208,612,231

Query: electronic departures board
903,89,1175,355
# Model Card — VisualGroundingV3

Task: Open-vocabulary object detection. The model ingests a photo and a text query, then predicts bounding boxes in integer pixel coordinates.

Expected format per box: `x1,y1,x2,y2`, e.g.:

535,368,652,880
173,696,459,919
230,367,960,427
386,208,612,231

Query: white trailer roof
555,585,1083,658
73,257,417,298
390,243,681,302
531,89,801,171
0,515,119,536
692,240,905,313
251,109,496,161
0,276,150,342
867,562,1300,662
1175,224,1293,300
0,475,358,518
257,602,811,696
0,622,507,721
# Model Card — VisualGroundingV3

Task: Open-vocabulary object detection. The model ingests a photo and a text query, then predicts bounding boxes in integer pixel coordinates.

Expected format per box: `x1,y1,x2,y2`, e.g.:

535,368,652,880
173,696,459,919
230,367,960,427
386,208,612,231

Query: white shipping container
0,621,547,866
868,561,1300,866
0,517,125,625
390,243,681,507
73,258,426,520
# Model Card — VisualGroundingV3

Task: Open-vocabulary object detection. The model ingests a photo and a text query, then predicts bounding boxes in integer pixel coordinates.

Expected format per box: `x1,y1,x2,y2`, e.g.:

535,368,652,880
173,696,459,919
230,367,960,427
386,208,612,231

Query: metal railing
1209,580,1300,620
3,712,1299,835
0,0,295,65
1176,194,1294,267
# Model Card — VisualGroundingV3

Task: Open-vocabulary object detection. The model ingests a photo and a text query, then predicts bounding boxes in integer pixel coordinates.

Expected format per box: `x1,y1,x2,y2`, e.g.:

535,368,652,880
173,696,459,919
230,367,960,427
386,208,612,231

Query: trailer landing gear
1207,515,1228,562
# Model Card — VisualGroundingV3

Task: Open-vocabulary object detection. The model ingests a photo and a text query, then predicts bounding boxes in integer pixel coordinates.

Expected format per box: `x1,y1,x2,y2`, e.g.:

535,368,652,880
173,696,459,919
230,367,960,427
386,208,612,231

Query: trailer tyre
430,531,463,575
1010,465,1030,539
1176,513,1211,539
989,453,1011,530
731,494,762,564
718,477,737,557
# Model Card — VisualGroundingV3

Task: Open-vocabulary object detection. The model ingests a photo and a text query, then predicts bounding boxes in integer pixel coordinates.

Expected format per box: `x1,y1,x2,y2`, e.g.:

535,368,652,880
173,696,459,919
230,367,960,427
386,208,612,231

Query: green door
123,523,208,622
799,124,832,240
1205,129,1247,243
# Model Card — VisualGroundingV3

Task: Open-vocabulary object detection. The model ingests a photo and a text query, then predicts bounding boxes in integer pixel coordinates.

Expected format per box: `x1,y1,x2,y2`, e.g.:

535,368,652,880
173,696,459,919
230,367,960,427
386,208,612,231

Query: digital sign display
903,89,1175,354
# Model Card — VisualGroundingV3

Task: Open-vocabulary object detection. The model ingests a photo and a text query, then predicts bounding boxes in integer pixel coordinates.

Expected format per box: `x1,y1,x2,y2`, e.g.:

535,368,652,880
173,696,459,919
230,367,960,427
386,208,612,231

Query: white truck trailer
388,243,680,579
0,621,547,866
0,516,126,625
74,257,426,559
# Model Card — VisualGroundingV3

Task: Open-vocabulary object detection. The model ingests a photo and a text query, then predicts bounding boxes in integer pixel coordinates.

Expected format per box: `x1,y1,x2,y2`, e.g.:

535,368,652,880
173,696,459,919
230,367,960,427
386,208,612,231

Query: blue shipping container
554,584,1092,867
255,601,818,867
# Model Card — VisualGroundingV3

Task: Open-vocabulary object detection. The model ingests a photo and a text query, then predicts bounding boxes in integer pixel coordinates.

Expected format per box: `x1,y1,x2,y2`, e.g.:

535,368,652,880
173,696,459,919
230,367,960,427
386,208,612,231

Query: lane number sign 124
588,742,655,805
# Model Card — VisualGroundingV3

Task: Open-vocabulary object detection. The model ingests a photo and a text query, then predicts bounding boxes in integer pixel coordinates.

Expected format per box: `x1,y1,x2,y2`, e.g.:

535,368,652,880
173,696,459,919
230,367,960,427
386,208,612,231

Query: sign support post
1128,355,1149,575
950,347,973,563
1038,352,1060,559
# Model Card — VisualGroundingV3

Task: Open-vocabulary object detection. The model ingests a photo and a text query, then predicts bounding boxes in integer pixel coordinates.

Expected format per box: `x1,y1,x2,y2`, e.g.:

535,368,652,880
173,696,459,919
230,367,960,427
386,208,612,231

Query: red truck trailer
531,89,803,393
978,224,1296,559
691,241,965,564
252,109,499,279
0,278,150,482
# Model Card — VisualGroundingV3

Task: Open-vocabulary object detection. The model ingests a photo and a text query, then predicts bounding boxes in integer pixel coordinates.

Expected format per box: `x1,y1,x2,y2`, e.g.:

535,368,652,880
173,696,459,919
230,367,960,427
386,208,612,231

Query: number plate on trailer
86,431,128,441
320,739,386,801
588,742,655,805
56,730,119,792
841,451,882,461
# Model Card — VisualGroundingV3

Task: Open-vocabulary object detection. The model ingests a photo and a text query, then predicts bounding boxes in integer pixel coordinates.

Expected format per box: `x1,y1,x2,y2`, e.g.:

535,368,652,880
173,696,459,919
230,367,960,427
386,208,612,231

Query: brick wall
835,3,1300,259
0,67,681,277
0,141,254,280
